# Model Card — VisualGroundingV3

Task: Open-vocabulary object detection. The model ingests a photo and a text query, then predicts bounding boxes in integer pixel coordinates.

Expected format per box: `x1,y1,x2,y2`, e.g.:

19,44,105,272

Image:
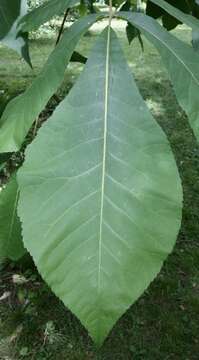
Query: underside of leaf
18,26,182,345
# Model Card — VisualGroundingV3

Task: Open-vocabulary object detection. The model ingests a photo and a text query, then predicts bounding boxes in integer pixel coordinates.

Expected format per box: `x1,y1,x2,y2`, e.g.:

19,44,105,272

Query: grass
0,21,199,359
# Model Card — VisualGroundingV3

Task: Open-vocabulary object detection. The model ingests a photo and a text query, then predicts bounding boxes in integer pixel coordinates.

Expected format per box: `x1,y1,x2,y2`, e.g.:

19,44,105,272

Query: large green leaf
0,14,103,153
20,0,78,32
119,11,199,141
0,175,25,261
0,0,31,65
18,27,182,344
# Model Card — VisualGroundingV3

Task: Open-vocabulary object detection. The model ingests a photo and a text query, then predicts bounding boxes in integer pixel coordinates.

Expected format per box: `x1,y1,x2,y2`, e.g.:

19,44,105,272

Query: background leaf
0,14,103,153
0,0,31,65
18,27,182,345
70,50,87,63
126,22,144,50
20,0,79,32
119,11,199,141
126,22,137,43
0,175,25,261
147,0,199,31
120,0,144,49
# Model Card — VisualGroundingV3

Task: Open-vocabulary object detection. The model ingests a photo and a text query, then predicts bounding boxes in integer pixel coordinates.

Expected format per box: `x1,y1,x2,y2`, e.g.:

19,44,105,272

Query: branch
55,9,70,46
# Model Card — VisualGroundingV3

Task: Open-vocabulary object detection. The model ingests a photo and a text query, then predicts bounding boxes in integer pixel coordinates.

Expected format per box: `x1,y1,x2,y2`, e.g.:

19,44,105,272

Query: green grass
0,22,199,359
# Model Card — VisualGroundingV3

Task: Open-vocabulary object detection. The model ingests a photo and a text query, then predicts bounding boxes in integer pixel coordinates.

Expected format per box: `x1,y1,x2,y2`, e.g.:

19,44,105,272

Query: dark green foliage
0,0,21,38
70,50,87,63
146,0,199,30
126,22,144,50
0,0,31,65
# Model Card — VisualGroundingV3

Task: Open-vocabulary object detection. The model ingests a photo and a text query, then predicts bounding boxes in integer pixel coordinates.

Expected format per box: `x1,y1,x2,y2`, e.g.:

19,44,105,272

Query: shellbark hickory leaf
18,27,182,345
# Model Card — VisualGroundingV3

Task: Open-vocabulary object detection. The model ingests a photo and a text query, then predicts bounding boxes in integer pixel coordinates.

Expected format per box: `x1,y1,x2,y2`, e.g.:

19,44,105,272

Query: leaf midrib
98,25,111,295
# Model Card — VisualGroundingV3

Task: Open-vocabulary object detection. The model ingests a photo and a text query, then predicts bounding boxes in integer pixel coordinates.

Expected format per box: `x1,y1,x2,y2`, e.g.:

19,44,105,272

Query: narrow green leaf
0,175,25,261
0,0,31,65
20,0,79,32
0,14,104,153
150,0,199,30
18,27,182,345
119,11,199,140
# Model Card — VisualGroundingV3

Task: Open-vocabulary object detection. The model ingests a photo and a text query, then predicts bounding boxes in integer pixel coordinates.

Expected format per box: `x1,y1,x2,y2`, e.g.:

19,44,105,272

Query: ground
0,20,199,359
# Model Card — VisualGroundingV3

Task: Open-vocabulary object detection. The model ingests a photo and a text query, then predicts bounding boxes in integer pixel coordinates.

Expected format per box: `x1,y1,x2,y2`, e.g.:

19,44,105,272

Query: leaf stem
109,0,113,25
